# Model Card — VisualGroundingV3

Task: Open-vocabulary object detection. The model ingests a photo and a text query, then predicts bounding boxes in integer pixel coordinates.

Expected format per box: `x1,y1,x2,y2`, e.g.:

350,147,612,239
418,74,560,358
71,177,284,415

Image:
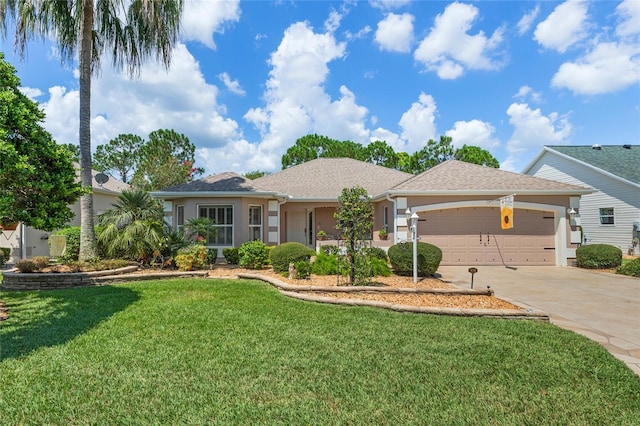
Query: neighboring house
523,145,640,254
152,157,591,267
0,169,129,262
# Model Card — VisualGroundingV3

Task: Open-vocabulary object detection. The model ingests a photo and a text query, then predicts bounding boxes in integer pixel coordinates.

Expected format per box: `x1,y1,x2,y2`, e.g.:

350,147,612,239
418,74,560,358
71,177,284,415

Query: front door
287,210,308,246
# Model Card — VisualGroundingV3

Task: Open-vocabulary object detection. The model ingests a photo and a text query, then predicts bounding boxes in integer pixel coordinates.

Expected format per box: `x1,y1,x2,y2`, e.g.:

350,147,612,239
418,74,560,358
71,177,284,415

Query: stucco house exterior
0,169,129,263
523,145,639,255
152,157,591,267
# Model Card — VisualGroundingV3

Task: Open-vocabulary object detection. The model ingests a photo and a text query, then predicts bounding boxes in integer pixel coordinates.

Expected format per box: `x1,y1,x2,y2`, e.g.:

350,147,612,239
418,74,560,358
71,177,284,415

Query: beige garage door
421,207,556,266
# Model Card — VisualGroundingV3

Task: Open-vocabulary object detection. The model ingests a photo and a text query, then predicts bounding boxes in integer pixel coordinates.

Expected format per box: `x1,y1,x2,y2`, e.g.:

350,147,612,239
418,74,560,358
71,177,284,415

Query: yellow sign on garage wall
500,195,514,230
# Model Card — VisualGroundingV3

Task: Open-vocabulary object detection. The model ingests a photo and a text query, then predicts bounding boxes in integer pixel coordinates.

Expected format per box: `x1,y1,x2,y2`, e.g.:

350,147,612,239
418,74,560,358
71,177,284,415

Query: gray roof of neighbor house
91,169,129,194
541,145,640,185
389,160,592,195
154,172,277,197
252,157,414,200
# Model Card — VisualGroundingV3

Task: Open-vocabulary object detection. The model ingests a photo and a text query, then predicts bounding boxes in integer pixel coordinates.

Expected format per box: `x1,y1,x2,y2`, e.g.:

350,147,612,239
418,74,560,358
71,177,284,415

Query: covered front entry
422,207,556,266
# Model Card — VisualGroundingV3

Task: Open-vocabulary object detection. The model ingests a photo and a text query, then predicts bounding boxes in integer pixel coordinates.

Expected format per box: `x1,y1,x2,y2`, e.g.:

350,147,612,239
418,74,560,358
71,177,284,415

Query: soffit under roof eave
384,189,594,197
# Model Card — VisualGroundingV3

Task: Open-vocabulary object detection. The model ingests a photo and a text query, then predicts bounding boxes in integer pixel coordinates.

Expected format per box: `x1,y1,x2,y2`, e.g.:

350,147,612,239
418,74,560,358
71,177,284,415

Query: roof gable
160,172,267,193
543,145,640,185
391,160,590,193
253,158,413,199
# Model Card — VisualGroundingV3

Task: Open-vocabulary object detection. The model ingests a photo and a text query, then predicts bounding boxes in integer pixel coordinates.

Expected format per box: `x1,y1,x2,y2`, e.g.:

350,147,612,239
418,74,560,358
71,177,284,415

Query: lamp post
406,208,419,283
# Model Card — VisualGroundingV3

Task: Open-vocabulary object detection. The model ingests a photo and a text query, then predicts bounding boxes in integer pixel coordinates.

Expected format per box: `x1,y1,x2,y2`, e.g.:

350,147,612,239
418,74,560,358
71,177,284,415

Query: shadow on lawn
0,285,139,360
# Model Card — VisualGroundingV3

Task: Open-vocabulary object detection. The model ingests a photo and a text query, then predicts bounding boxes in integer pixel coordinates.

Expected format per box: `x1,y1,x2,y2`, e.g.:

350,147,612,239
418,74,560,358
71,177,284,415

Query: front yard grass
1,278,639,424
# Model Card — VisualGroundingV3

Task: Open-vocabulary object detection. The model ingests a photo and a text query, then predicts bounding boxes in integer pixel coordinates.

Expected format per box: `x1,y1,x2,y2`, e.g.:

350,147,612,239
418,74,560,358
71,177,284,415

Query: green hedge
0,247,10,267
269,242,316,273
617,258,640,277
238,241,269,270
576,244,622,269
388,242,442,277
222,248,239,265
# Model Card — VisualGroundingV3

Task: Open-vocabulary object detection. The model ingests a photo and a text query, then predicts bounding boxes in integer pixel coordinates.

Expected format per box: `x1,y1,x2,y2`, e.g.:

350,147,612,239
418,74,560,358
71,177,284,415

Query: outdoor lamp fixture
406,208,419,283
568,208,577,220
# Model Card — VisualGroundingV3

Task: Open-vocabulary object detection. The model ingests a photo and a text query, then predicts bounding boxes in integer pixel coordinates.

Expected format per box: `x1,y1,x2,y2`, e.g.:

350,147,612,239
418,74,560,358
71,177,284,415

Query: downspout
386,193,397,244
20,223,26,260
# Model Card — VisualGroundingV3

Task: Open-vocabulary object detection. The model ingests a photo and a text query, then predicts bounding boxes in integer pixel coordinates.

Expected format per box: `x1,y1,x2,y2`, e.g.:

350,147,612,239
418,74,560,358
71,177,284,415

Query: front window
599,207,615,225
249,205,263,241
199,205,233,246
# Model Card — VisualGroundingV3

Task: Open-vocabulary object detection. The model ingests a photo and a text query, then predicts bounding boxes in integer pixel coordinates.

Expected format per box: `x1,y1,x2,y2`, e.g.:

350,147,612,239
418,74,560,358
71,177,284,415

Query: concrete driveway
437,265,640,376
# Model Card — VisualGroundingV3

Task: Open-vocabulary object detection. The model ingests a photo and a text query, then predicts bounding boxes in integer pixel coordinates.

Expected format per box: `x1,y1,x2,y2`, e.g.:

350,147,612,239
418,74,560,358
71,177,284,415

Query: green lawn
1,278,639,425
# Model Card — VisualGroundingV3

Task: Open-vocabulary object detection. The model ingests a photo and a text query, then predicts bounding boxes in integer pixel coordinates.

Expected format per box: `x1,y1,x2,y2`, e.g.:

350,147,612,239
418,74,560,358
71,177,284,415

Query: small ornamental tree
334,186,374,285
0,53,83,230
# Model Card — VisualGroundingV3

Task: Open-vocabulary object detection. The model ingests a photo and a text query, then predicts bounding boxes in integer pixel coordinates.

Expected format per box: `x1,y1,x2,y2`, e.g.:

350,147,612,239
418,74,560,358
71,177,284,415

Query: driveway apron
437,266,640,376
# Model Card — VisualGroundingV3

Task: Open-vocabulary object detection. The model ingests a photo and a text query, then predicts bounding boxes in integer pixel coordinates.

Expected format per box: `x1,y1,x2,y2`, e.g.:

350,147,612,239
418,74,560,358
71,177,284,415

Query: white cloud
534,0,589,53
218,72,246,95
19,86,44,101
504,103,572,170
516,5,540,36
369,0,411,10
513,85,542,103
375,13,414,53
551,42,640,95
40,44,245,170
616,0,640,38
445,119,499,151
399,93,437,153
243,20,377,168
413,2,505,79
370,128,403,151
502,103,573,172
181,0,241,48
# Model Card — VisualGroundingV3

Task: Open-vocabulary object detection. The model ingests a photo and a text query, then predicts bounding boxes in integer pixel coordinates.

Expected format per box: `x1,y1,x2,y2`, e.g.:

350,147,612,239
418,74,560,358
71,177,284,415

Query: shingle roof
253,158,413,199
390,160,591,194
546,145,640,184
160,172,269,193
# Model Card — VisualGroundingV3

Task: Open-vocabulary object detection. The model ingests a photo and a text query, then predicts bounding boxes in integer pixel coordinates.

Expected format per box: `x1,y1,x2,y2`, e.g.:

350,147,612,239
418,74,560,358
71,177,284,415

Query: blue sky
1,0,639,176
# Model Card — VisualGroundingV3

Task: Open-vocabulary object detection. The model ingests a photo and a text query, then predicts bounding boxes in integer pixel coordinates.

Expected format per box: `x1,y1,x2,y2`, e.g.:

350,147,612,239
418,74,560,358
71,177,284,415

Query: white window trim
198,204,234,247
176,205,184,232
249,205,263,242
599,207,615,226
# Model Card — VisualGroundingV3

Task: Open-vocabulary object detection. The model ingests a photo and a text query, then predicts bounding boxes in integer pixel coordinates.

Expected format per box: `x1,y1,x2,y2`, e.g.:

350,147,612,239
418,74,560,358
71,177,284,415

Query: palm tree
96,189,165,262
0,0,184,260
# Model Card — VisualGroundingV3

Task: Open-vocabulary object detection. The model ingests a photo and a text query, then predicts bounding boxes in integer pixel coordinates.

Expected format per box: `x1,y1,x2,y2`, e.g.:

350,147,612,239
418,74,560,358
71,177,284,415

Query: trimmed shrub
238,240,269,270
388,242,442,277
223,248,239,265
31,256,51,269
311,251,339,275
176,243,207,271
0,247,9,267
294,260,312,279
53,227,80,263
206,248,218,266
617,258,640,277
269,242,316,273
576,244,622,269
363,246,388,262
15,259,37,273
371,257,391,277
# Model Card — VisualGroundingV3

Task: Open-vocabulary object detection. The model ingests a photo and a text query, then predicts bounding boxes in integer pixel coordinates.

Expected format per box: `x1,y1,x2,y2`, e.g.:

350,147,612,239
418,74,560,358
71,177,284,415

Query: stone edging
237,273,550,321
0,267,208,291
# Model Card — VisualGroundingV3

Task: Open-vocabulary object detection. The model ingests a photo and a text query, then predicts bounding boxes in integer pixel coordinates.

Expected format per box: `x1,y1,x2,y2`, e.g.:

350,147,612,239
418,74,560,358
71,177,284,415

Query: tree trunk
78,0,97,261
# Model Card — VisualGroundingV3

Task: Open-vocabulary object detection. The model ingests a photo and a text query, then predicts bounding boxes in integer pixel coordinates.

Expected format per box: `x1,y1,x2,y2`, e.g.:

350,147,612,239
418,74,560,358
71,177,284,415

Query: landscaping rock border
237,273,550,321
0,267,208,291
